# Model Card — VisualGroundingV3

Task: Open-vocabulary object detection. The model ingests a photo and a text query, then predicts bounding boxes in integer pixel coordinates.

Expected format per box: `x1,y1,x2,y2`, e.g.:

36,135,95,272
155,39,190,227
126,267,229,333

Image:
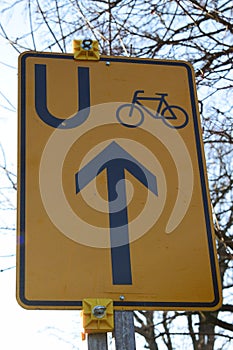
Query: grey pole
114,311,136,350
87,333,108,350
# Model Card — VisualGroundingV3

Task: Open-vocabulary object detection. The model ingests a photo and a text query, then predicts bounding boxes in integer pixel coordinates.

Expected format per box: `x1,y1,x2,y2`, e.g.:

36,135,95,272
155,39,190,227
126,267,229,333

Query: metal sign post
114,311,136,350
87,333,108,350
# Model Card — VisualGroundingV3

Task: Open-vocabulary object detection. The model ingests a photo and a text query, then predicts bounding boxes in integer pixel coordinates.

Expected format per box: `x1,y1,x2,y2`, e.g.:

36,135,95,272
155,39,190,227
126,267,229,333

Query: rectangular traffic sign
17,52,222,310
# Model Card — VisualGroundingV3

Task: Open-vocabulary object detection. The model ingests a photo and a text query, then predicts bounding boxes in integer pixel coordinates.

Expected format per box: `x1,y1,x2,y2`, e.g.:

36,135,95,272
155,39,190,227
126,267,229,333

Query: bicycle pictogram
116,90,189,129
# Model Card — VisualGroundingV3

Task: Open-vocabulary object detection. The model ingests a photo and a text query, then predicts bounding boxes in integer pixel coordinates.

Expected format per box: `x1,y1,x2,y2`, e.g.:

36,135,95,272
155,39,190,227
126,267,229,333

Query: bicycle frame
130,90,176,120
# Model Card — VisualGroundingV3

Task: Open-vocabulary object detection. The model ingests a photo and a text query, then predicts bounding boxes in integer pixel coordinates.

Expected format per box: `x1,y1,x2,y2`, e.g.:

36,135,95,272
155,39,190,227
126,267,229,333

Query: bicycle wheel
116,103,144,128
161,105,189,129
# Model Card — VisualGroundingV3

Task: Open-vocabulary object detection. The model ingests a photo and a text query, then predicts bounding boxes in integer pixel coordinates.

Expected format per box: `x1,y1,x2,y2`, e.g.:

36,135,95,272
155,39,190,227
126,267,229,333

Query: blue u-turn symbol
35,64,90,129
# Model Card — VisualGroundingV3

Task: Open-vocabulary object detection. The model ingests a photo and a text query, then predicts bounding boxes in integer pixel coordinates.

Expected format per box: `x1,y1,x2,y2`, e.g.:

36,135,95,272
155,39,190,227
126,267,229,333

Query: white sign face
17,52,222,310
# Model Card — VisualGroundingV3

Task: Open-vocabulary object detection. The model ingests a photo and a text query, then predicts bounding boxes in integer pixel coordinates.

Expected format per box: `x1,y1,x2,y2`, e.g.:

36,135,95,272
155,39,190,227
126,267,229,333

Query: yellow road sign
17,52,222,310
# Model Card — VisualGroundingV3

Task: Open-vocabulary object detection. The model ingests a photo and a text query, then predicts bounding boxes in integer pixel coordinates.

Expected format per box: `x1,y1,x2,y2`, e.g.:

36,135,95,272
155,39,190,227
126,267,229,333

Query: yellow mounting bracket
81,298,114,338
73,39,100,60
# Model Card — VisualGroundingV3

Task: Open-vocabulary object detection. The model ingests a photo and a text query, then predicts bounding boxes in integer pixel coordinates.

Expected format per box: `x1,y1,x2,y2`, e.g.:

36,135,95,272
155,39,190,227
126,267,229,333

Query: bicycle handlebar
155,92,168,97
132,90,145,103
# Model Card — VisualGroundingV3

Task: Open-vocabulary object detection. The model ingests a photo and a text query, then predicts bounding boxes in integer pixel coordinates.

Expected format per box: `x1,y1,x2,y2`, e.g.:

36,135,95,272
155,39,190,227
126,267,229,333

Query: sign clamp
73,39,100,60
81,298,114,340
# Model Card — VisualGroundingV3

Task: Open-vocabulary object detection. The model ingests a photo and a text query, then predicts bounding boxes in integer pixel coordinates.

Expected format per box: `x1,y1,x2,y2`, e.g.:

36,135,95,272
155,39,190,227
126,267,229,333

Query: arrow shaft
107,165,132,285
75,142,158,286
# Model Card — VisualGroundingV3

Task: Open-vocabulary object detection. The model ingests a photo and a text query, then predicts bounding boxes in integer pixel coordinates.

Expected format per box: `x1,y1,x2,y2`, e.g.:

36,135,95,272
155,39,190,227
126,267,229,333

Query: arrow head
75,141,158,196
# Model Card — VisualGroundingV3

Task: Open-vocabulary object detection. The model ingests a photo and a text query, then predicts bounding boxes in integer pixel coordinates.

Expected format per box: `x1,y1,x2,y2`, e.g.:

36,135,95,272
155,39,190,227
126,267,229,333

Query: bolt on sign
17,51,222,310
